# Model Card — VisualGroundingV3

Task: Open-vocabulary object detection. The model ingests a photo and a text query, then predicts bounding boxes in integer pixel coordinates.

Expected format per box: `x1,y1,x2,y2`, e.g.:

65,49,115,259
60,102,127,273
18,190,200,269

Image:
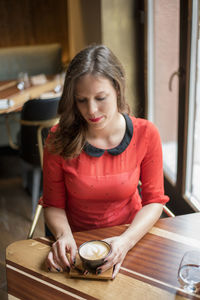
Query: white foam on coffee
80,242,109,260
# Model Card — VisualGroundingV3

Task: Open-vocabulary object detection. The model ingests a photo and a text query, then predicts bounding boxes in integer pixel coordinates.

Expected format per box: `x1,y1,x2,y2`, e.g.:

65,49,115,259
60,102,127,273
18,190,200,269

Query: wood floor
0,148,44,299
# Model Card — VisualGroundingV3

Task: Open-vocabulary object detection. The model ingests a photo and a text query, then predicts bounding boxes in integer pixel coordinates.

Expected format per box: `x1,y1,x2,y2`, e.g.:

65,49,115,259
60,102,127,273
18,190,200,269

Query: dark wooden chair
6,97,60,221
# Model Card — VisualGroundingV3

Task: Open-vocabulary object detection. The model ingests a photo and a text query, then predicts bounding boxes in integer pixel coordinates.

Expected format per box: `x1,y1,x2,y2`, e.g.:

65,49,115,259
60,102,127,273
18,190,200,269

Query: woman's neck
86,113,126,150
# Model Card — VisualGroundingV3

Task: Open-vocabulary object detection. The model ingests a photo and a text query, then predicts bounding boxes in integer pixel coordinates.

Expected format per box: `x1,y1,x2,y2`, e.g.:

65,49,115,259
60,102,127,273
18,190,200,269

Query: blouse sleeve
39,143,67,209
140,121,169,206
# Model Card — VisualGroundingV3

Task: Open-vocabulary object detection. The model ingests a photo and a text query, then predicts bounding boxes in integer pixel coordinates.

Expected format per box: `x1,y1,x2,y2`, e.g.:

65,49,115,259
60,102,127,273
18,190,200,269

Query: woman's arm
42,142,78,272
99,203,163,278
120,202,163,248
44,207,77,272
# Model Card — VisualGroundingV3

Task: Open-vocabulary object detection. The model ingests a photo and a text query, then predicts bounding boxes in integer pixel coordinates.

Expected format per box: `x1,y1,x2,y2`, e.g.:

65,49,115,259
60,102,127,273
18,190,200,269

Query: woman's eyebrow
75,91,106,97
74,94,84,98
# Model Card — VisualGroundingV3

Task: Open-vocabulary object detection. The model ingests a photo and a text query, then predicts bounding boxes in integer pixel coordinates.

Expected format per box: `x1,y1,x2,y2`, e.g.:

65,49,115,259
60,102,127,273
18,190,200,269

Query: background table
6,213,200,300
0,78,60,114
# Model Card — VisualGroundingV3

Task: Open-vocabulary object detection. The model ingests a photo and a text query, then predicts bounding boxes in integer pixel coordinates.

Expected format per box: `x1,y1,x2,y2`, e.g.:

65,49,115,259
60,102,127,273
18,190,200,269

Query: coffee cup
78,240,111,273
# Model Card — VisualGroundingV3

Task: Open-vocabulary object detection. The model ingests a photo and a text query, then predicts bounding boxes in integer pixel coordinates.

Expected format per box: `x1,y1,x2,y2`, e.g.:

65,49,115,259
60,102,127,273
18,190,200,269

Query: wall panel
0,0,69,62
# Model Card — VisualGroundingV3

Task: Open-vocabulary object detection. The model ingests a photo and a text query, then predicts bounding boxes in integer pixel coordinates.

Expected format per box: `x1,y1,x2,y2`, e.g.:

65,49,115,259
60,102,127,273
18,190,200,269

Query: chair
20,97,60,219
163,205,175,217
6,97,60,219
27,118,56,239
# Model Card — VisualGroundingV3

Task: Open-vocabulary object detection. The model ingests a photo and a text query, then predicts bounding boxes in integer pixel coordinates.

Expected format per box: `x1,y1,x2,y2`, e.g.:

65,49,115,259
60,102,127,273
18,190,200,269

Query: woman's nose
88,100,98,114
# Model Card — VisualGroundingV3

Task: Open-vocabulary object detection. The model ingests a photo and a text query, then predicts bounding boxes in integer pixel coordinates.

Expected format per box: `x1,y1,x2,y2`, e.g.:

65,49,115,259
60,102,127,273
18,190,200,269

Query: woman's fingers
96,251,117,274
96,258,122,278
69,246,77,267
51,242,67,269
112,263,121,279
55,240,72,269
47,238,78,272
46,250,63,272
49,241,71,271
97,257,113,273
96,243,127,276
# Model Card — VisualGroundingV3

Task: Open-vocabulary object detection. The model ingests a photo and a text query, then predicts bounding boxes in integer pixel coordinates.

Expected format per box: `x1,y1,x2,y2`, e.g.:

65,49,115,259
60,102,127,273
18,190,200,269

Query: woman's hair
47,44,130,158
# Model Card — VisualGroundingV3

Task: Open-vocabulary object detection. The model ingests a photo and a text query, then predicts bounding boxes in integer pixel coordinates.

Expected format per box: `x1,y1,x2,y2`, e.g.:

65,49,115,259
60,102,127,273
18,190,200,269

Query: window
146,0,198,214
185,1,200,209
147,0,180,184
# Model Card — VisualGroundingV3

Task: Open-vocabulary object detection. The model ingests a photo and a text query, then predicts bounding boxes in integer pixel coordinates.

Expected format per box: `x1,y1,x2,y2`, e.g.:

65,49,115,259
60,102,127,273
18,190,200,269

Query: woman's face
75,74,119,131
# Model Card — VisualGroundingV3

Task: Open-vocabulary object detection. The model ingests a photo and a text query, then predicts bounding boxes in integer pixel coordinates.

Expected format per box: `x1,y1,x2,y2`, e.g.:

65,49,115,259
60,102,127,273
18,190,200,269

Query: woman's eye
76,98,86,103
96,97,105,101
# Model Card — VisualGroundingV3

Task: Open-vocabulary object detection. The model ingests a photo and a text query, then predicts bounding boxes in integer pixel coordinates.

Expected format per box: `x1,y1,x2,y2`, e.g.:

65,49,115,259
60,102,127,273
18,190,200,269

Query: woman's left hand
96,236,131,279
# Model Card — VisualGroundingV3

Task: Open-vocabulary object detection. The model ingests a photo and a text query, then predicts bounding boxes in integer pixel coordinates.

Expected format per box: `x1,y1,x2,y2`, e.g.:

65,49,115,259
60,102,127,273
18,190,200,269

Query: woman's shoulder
129,115,161,143
128,116,162,155
130,115,158,131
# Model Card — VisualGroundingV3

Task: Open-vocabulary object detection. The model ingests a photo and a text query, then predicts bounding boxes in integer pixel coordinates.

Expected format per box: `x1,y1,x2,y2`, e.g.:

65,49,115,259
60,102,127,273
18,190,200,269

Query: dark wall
0,0,69,63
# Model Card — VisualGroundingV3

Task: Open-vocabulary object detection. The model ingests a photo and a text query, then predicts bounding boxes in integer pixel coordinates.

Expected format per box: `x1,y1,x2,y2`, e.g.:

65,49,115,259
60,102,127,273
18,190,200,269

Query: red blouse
41,115,169,232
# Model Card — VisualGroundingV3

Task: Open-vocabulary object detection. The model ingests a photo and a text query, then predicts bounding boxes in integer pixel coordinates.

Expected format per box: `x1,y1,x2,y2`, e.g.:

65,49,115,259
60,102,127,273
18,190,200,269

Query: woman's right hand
46,234,77,272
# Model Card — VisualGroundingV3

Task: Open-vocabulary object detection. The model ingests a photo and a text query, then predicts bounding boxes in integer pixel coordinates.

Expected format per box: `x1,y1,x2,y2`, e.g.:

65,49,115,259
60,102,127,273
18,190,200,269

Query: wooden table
0,78,60,114
6,213,200,300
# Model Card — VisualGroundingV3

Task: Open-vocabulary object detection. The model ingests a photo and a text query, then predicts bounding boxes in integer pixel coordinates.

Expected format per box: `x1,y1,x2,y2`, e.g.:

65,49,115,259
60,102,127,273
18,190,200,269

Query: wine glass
178,250,200,294
54,72,65,94
17,72,30,90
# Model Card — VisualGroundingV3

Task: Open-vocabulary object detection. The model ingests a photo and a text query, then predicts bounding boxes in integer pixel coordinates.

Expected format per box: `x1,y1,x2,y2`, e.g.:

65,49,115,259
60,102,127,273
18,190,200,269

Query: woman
40,44,169,278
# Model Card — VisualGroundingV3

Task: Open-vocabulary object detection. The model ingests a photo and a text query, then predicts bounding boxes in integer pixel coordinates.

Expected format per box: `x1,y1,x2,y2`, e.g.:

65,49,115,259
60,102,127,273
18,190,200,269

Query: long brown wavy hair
47,44,130,158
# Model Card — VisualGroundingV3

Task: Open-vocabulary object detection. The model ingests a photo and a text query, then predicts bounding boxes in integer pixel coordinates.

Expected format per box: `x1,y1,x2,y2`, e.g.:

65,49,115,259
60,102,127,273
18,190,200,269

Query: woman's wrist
55,229,74,241
44,207,74,241
116,234,135,252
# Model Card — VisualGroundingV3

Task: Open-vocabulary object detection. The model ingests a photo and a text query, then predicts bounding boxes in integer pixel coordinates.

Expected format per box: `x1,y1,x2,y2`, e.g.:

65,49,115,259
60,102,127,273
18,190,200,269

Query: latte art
79,241,110,260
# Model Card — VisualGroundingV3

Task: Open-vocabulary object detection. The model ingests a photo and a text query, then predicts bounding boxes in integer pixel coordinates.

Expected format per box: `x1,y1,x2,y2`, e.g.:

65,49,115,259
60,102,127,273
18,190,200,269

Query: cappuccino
79,240,110,260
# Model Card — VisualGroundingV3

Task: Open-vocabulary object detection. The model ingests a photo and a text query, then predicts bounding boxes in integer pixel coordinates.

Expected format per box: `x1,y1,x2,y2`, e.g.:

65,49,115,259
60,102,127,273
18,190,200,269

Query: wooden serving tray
68,253,113,280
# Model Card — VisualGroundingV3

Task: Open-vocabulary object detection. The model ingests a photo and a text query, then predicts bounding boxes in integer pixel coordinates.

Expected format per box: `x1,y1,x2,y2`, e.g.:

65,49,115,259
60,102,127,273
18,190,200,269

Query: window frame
144,0,196,215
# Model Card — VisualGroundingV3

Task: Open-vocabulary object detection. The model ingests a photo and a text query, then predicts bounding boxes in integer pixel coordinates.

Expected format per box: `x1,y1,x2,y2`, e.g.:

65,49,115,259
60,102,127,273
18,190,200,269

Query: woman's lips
88,116,103,123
